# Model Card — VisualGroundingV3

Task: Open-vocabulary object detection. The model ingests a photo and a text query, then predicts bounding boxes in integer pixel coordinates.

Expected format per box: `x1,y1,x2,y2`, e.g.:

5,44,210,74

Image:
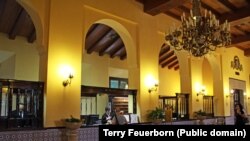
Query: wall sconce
63,74,74,87
197,86,205,97
148,83,158,93
196,85,205,102
230,89,234,94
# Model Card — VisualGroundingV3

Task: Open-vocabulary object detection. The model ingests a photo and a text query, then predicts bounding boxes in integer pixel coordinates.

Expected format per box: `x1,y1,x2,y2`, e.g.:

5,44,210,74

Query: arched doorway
0,0,45,130
81,19,138,124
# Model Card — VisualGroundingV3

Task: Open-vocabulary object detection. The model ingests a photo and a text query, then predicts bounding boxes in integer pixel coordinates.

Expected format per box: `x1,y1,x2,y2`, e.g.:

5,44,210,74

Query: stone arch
175,51,192,93
17,0,45,54
17,0,47,81
203,54,224,116
85,19,137,69
158,43,181,96
202,57,213,95
82,19,139,117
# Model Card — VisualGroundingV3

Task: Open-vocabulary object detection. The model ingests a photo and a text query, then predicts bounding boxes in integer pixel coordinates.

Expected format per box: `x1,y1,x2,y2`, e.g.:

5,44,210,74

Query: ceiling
1,0,250,71
136,0,250,55
85,24,126,60
0,0,36,43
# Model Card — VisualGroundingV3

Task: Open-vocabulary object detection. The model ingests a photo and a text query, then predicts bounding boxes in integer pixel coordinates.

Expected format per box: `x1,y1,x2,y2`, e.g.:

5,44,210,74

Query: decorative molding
231,56,243,71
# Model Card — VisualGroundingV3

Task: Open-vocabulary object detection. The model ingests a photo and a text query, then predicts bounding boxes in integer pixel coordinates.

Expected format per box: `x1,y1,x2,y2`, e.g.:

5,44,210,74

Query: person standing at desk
101,107,112,125
111,108,128,125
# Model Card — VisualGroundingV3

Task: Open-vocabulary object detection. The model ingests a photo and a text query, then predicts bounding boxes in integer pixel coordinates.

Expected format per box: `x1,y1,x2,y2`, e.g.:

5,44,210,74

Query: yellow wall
109,67,128,78
45,0,83,127
0,53,15,78
158,66,180,96
97,94,109,118
82,52,128,87
0,33,39,80
202,58,213,96
3,0,249,127
82,53,109,87
190,58,203,116
220,47,250,115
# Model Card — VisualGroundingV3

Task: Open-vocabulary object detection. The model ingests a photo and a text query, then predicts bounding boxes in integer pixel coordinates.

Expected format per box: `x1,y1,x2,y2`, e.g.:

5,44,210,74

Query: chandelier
165,0,231,57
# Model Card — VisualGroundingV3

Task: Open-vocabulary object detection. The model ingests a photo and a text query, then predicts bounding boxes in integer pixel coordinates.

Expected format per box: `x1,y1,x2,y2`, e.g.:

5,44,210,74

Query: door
233,89,244,106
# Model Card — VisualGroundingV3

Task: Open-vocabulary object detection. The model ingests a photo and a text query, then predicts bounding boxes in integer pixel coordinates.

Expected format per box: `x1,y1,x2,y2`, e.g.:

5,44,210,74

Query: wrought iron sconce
63,74,74,87
197,88,205,97
148,83,159,93
196,86,205,102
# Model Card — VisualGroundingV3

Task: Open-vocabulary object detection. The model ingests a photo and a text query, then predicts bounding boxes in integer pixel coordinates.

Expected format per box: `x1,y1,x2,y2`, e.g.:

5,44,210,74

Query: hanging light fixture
165,0,231,57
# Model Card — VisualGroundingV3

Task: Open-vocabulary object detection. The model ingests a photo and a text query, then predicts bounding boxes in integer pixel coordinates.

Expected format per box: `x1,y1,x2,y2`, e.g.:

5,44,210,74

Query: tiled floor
0,116,248,141
0,127,98,141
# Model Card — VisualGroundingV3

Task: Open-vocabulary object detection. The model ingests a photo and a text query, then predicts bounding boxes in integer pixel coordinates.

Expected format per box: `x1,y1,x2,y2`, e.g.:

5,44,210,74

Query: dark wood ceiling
85,24,126,60
2,0,250,72
0,0,36,43
137,0,250,70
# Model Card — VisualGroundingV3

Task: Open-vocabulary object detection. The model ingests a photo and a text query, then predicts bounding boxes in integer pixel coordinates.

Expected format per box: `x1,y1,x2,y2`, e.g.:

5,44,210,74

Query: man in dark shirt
101,107,112,124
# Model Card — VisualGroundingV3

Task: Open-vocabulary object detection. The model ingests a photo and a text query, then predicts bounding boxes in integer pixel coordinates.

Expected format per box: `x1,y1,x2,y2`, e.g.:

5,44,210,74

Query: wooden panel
112,97,128,114
202,0,231,13
218,0,238,11
0,79,44,130
228,0,248,8
0,0,36,43
0,0,21,33
143,0,189,16
231,27,245,36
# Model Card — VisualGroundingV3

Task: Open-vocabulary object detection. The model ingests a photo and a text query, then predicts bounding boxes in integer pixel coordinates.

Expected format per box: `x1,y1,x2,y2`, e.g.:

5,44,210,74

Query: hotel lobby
0,0,250,140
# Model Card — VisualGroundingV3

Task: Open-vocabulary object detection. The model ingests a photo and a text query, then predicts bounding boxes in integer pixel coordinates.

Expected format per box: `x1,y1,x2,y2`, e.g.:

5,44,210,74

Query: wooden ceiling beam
219,5,250,24
0,0,7,21
164,11,180,21
244,48,250,57
179,5,190,13
162,56,177,68
168,60,178,69
99,37,118,56
9,8,24,40
159,44,170,56
143,0,189,16
174,65,179,70
200,1,220,16
234,25,250,34
159,50,174,64
28,26,36,43
85,24,111,51
86,28,112,54
86,24,98,37
110,45,124,58
99,30,119,56
218,0,237,11
120,51,127,60
231,34,250,45
101,38,123,56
